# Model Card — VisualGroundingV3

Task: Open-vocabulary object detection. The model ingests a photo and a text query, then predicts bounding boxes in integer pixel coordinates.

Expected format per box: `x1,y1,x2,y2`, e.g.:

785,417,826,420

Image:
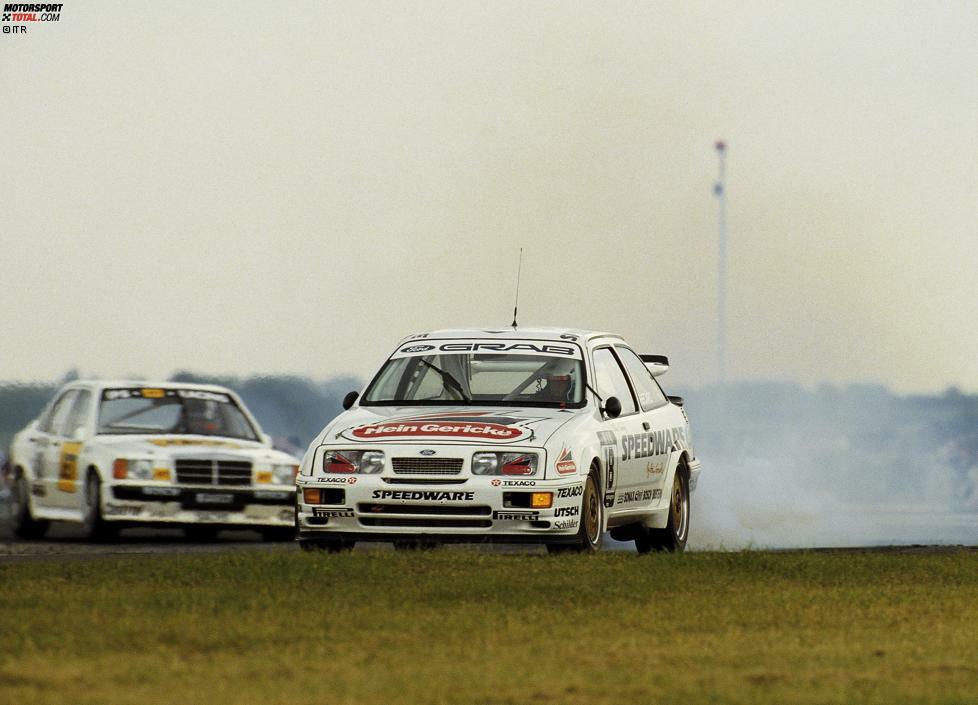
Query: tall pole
714,140,727,386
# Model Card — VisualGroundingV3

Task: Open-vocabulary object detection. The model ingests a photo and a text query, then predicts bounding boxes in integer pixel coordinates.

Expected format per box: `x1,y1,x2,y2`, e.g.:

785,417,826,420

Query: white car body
7,380,299,538
296,327,702,552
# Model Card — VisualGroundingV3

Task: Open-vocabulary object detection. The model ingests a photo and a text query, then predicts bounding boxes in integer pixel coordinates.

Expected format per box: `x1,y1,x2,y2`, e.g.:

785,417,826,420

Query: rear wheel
546,467,603,554
636,464,689,554
10,473,49,540
82,472,118,542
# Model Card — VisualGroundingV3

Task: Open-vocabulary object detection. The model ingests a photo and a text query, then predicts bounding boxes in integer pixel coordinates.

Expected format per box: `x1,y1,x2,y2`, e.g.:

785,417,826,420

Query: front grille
175,459,253,486
357,503,492,516
360,517,492,528
382,478,468,485
391,458,463,475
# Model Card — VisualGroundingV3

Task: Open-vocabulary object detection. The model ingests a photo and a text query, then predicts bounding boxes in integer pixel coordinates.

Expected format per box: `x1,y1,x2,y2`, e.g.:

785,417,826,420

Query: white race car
6,380,299,540
296,327,702,553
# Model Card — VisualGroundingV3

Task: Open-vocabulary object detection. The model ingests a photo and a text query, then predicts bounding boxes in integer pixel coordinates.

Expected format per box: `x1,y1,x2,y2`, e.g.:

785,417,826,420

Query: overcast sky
1,1,975,393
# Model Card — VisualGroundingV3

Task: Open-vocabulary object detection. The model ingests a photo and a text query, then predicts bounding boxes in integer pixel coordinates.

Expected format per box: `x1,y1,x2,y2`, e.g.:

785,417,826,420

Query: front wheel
10,473,50,540
82,472,118,542
547,468,603,553
636,467,689,554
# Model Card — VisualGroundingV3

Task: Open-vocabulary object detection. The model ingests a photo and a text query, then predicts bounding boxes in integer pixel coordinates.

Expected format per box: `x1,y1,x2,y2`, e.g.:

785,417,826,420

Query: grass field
1,549,976,705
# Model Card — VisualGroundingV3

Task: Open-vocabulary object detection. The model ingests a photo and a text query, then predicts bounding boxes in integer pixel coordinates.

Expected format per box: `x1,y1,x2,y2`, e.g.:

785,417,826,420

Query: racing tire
261,526,296,542
183,526,220,542
636,464,689,554
82,472,118,542
546,467,603,554
299,538,354,553
10,473,50,540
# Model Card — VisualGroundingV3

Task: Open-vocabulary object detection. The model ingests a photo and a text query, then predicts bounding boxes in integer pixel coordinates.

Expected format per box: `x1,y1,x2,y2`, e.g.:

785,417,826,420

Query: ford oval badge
420,449,436,456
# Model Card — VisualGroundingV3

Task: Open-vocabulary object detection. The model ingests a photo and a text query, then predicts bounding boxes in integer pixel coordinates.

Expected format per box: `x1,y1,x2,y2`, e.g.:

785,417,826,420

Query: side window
64,389,93,438
592,348,638,415
616,347,668,411
45,390,79,437
36,401,56,433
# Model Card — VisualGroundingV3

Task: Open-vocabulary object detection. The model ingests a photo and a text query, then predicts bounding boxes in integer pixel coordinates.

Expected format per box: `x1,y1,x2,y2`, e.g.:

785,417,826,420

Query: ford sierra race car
6,381,299,540
296,327,702,553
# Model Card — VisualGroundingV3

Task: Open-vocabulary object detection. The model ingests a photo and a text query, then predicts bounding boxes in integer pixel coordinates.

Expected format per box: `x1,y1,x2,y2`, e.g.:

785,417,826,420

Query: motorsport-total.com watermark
2,3,63,34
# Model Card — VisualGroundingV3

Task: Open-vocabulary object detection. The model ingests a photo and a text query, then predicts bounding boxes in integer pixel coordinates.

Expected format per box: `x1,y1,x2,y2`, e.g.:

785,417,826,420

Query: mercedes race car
6,381,299,540
296,327,702,553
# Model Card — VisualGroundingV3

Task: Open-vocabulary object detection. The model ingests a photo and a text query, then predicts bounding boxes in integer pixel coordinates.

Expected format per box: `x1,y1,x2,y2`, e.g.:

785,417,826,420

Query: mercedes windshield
97,387,259,440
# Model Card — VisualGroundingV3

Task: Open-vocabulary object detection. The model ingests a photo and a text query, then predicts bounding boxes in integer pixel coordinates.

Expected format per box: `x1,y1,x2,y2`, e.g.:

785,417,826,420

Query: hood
94,435,298,463
323,406,579,447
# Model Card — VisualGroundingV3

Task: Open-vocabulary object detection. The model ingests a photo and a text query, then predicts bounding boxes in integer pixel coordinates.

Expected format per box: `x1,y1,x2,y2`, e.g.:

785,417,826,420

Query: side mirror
667,395,684,407
342,391,359,411
602,396,622,419
260,433,273,447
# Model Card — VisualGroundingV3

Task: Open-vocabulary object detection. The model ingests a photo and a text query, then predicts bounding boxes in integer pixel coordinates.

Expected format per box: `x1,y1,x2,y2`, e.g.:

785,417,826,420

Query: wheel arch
676,451,691,480
86,464,108,493
84,464,106,507
586,455,610,532
640,450,690,531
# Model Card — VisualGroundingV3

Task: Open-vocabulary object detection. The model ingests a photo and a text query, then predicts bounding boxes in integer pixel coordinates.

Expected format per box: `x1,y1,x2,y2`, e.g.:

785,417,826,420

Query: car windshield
97,387,259,440
362,340,586,407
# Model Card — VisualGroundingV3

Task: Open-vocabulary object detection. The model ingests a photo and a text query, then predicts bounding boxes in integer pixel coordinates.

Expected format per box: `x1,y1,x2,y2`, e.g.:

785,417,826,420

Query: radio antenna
511,247,523,328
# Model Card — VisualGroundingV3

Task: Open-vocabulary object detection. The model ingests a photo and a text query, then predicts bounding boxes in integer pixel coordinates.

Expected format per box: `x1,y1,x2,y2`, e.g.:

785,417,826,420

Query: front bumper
296,475,585,541
102,484,295,526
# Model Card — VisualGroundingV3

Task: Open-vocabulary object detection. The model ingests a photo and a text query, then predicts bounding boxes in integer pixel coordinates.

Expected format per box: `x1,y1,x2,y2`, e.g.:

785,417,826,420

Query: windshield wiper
417,359,470,401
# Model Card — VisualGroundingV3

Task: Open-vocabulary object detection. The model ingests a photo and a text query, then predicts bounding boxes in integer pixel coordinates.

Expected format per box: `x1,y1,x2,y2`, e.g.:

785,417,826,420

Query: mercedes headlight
129,459,153,480
272,464,299,484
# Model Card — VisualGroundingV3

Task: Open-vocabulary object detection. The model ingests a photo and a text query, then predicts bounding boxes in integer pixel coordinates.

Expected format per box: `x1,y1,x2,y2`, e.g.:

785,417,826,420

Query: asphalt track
2,522,974,564
2,490,974,563
0,509,547,562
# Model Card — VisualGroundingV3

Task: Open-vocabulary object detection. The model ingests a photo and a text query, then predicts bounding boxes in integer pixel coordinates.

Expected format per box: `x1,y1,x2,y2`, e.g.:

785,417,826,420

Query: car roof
66,380,238,394
398,326,624,345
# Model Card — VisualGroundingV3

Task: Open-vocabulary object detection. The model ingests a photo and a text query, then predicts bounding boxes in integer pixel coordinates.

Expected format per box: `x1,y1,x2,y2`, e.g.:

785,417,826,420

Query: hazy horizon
3,2,975,394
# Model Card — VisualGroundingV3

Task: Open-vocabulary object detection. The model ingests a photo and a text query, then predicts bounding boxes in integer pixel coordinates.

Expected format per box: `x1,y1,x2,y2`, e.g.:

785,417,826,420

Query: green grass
1,549,976,705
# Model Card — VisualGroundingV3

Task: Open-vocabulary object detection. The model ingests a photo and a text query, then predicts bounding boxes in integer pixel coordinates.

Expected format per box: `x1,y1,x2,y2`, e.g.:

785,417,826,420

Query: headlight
129,459,153,480
471,453,499,475
272,464,299,484
323,450,385,475
471,452,538,476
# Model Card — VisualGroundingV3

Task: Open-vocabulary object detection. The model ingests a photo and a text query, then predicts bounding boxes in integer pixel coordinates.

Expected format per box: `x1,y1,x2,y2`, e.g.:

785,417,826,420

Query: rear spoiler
640,354,669,378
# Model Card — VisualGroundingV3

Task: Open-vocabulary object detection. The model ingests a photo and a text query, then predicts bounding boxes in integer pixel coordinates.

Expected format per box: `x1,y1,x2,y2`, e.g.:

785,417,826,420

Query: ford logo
401,344,435,354
419,449,436,456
